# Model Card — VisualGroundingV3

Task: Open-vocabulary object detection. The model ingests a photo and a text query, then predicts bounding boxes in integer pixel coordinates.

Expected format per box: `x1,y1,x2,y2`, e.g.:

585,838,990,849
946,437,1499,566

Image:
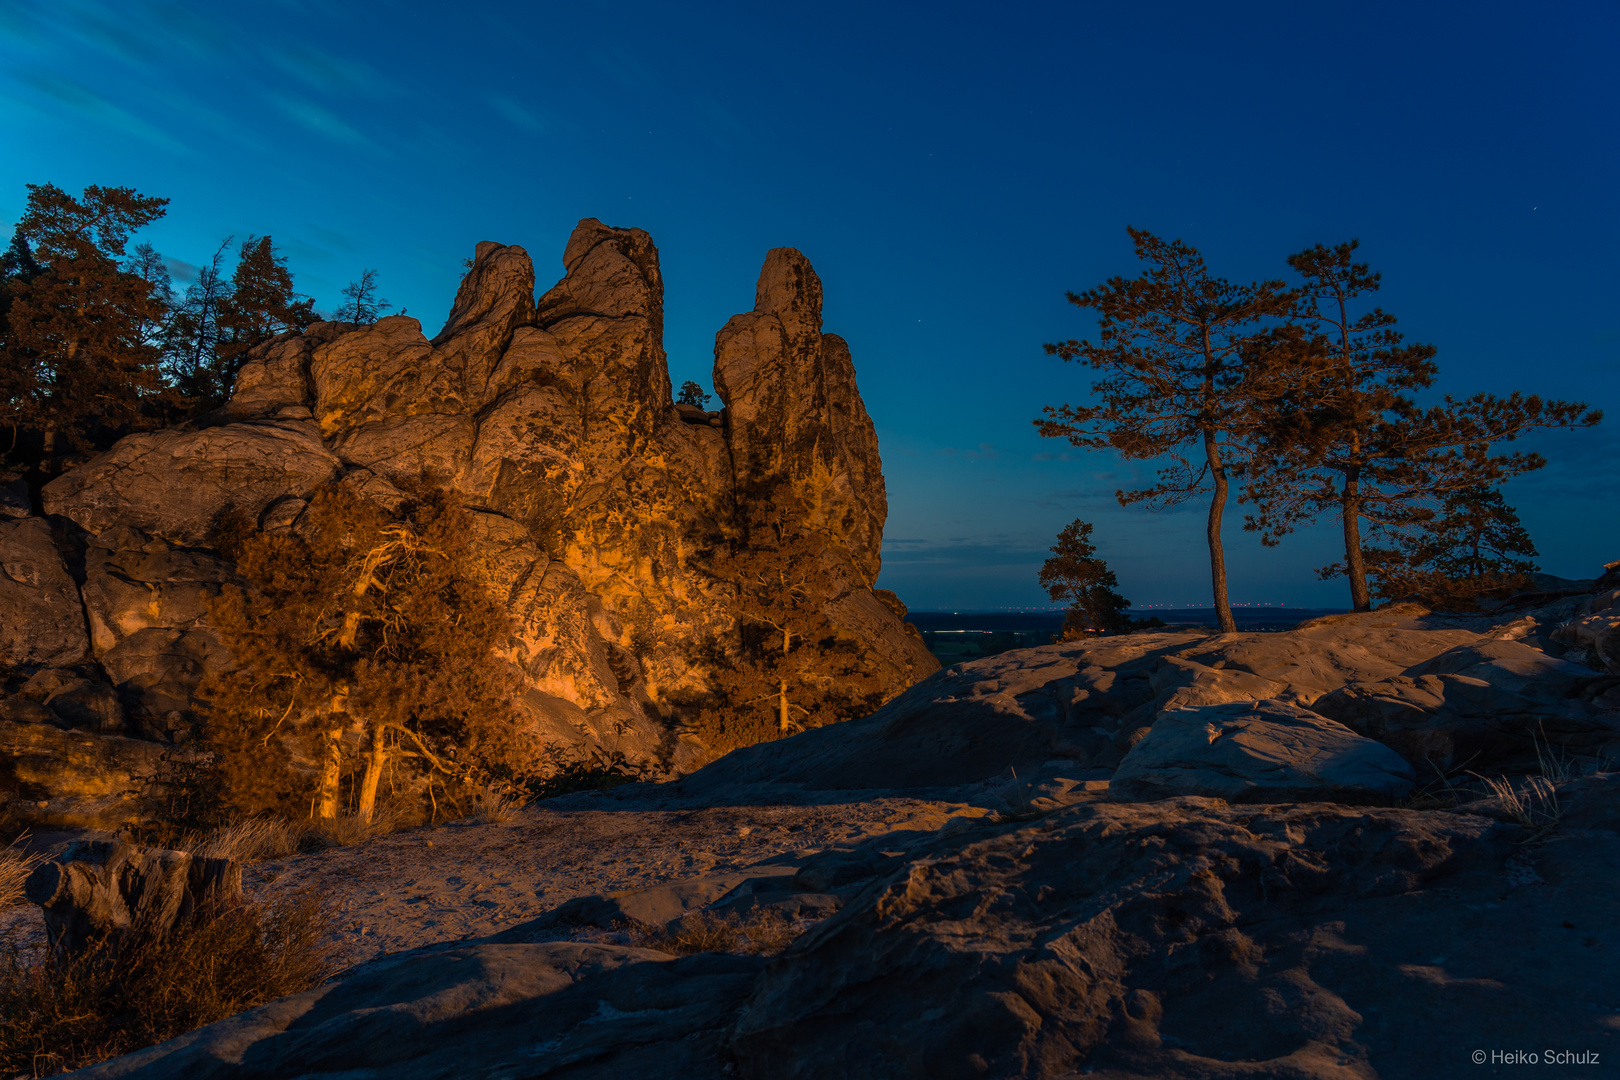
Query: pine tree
164,238,233,406
0,183,172,465
1324,485,1541,609
697,486,887,756
201,479,532,822
123,241,175,355
1246,241,1599,611
216,235,316,389
1038,518,1136,637
1036,228,1292,633
334,269,391,325
677,380,711,407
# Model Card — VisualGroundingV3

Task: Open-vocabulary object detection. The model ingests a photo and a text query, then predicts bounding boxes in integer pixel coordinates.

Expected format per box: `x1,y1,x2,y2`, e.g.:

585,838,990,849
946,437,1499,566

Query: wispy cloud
264,44,400,99
268,94,386,152
16,72,191,154
488,94,549,135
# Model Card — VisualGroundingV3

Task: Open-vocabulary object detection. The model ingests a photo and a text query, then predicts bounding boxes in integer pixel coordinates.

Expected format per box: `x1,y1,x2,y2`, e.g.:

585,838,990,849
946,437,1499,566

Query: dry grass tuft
0,891,332,1077
0,838,42,910
1473,774,1562,830
298,813,378,852
628,908,803,957
467,786,523,825
177,818,299,864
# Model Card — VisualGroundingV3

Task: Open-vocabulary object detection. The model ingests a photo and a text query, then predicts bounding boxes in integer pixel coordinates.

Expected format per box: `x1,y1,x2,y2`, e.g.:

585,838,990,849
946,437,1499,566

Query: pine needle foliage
696,485,887,757
201,477,534,823
1037,228,1293,633
1038,519,1138,637
1244,240,1599,611
1322,484,1542,609
0,183,173,463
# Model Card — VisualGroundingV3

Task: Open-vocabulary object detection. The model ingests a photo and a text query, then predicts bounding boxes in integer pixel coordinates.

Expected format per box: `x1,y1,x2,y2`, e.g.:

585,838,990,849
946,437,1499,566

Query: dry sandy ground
234,783,999,974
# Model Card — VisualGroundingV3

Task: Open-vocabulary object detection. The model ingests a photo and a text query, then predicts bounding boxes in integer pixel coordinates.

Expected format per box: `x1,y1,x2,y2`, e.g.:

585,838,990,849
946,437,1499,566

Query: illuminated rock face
41,220,938,769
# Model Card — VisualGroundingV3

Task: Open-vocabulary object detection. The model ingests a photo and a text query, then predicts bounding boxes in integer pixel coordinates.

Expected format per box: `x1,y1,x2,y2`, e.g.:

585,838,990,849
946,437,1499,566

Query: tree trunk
779,625,792,733
1342,478,1371,612
25,840,241,959
356,726,388,824
315,725,343,820
1203,428,1238,633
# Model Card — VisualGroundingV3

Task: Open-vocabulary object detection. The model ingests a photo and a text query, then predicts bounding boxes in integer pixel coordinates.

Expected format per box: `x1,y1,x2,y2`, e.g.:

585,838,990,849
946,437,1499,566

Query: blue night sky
3,1,1616,611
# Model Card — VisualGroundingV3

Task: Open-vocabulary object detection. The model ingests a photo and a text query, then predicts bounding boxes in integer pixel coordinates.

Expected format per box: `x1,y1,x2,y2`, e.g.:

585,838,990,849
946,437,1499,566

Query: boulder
0,516,89,667
32,222,939,776
1313,638,1620,772
42,418,342,546
1109,699,1417,804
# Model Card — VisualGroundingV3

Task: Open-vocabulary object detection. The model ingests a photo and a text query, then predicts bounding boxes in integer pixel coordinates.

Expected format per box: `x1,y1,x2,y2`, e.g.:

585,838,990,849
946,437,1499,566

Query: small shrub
0,892,332,1077
627,908,801,957
518,745,651,802
1473,774,1562,830
298,813,377,852
467,787,522,825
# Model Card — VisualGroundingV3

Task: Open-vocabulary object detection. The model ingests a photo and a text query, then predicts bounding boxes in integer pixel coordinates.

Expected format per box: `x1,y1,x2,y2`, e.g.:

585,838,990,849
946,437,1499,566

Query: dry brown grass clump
0,892,332,1077
628,908,803,957
0,839,42,910
176,818,300,864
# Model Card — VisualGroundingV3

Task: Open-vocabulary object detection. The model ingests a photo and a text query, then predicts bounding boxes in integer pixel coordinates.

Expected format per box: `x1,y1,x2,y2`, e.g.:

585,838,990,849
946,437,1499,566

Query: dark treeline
1039,230,1602,626
0,182,384,492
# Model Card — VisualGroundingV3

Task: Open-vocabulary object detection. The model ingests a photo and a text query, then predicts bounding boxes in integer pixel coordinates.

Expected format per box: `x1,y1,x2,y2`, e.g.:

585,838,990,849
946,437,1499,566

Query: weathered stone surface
83,776,1620,1079
1313,637,1620,771
1110,699,1417,804
0,516,89,667
79,528,234,656
1552,585,1620,673
0,721,171,828
685,596,1619,797
41,418,342,546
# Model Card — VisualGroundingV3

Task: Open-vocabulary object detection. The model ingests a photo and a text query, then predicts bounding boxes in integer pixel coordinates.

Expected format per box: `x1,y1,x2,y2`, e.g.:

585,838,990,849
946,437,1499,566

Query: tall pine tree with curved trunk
1,183,172,468
1245,241,1600,612
1037,228,1290,634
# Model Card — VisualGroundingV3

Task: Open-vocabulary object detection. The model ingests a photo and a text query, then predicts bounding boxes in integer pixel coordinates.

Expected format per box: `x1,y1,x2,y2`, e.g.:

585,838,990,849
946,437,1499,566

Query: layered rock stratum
0,220,937,825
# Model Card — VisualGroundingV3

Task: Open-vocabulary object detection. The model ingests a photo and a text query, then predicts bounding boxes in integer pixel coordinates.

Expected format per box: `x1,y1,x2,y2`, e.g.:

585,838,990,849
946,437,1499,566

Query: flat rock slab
1111,698,1416,804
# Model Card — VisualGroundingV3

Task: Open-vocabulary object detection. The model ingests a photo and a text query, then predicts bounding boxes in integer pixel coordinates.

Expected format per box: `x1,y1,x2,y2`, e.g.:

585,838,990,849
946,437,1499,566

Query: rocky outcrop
683,594,1620,800
7,220,935,786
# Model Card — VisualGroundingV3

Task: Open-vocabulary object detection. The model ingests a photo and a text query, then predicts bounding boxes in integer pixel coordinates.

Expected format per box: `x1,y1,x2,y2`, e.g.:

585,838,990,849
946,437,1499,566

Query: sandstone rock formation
0,220,936,826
